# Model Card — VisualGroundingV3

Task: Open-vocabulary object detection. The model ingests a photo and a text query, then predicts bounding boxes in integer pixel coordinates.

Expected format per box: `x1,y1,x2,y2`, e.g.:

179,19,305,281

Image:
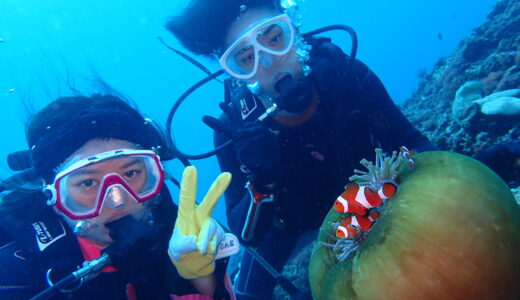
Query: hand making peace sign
168,166,232,279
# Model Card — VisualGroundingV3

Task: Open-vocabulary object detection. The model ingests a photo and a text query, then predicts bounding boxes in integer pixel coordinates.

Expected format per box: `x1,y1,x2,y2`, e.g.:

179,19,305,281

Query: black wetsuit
214,38,437,299
0,189,232,300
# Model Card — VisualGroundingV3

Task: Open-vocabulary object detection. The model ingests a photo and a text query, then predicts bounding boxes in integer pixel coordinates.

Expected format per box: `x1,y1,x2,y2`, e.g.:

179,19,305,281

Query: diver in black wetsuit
0,95,234,299
165,1,437,299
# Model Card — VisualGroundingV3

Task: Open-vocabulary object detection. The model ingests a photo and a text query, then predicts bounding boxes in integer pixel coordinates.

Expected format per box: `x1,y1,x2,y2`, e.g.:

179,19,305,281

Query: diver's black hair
26,94,165,182
165,0,281,59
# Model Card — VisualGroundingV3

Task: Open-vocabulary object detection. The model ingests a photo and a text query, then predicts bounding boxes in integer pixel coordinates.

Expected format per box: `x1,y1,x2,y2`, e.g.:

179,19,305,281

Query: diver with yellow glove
0,95,238,299
169,166,239,296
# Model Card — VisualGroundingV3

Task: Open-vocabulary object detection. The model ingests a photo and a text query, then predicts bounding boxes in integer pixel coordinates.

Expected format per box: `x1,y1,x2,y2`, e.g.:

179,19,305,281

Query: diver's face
224,8,303,99
55,138,152,248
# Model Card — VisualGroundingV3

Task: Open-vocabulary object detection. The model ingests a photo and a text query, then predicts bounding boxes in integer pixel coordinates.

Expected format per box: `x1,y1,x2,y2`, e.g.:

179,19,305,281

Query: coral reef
273,242,313,300
473,88,520,115
401,0,520,160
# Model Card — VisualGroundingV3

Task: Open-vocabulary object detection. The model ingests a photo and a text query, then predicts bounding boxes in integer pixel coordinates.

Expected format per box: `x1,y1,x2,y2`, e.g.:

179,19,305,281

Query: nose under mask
258,52,274,69
104,185,130,210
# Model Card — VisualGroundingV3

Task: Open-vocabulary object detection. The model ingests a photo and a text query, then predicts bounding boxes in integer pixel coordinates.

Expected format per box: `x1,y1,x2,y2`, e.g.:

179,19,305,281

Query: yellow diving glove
168,166,231,279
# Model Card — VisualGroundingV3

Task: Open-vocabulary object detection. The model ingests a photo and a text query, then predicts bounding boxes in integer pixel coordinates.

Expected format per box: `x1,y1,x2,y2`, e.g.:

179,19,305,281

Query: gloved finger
197,172,231,222
178,166,198,233
234,123,271,140
207,221,225,255
218,102,236,121
202,115,234,137
207,235,219,258
196,218,225,255
196,218,216,255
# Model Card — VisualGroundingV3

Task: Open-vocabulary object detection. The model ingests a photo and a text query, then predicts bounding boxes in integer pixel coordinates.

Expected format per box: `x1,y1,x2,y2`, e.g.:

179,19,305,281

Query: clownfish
400,146,415,168
333,182,398,215
335,211,380,239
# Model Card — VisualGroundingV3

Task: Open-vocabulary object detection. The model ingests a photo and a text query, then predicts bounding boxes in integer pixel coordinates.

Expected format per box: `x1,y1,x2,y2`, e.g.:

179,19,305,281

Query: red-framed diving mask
43,149,165,220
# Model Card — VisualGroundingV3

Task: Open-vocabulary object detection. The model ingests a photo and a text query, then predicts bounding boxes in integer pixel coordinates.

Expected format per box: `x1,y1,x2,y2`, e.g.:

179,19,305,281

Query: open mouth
274,74,294,93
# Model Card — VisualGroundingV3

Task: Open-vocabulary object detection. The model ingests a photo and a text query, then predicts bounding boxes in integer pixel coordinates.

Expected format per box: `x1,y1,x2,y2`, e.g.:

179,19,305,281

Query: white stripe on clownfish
333,182,397,215
378,182,398,200
335,211,380,239
336,226,350,239
335,196,349,212
333,183,366,215
354,186,373,208
350,215,360,227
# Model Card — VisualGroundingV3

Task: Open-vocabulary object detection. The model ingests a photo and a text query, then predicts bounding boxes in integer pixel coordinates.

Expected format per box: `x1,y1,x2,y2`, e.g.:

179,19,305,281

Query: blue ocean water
0,0,496,224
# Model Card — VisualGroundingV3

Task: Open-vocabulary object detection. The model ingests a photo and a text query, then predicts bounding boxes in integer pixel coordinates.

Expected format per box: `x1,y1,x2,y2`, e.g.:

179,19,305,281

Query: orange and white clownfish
335,211,380,239
333,182,398,215
400,146,415,168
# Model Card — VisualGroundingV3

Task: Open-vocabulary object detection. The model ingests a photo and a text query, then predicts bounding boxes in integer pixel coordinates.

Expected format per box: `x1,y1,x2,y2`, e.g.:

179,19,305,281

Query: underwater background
0,0,497,225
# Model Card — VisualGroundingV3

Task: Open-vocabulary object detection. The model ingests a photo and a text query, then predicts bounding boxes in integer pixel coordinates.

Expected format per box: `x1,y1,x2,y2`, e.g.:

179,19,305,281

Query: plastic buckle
240,182,274,241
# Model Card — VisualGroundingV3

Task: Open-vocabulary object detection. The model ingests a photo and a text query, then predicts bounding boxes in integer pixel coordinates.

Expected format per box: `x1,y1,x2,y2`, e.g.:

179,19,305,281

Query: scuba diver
0,94,236,299
165,0,438,299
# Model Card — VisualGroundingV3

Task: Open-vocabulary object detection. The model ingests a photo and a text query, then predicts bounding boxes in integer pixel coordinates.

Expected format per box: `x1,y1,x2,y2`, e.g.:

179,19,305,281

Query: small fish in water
0,38,4,43
335,211,380,239
333,181,396,239
8,88,15,93
437,33,443,40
